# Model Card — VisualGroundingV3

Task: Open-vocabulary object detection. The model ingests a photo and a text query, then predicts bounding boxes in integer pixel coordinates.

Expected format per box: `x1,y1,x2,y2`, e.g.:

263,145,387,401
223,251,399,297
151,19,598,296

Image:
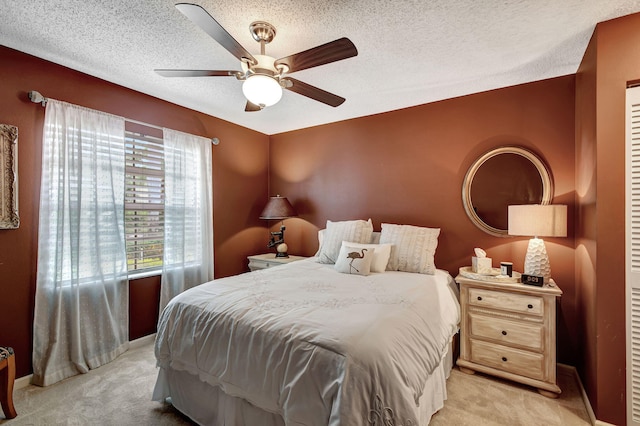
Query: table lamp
259,195,298,258
508,204,567,283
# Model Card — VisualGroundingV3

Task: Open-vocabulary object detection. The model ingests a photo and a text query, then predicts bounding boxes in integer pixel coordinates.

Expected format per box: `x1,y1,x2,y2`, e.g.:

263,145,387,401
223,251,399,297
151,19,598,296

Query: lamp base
275,243,289,258
523,237,551,283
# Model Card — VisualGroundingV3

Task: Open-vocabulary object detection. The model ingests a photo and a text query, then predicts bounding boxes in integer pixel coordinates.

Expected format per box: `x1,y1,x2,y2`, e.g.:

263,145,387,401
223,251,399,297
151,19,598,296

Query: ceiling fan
155,3,358,112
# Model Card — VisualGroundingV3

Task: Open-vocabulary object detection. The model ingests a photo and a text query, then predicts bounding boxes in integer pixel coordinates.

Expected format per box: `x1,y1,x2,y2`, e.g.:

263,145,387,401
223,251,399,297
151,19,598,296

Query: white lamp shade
508,204,567,237
242,75,283,107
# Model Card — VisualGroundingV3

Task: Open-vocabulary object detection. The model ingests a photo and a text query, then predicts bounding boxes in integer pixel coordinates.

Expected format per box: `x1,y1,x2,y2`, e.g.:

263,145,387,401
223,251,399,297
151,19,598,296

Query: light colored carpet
1,341,591,425
430,368,590,425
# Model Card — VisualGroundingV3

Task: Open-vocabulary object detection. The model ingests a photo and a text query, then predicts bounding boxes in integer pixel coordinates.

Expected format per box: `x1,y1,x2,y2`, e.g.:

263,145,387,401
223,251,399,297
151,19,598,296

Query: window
124,131,164,272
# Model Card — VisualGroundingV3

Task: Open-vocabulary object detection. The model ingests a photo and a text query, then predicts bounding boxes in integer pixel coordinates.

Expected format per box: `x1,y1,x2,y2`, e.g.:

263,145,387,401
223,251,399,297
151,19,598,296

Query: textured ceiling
3,1,640,135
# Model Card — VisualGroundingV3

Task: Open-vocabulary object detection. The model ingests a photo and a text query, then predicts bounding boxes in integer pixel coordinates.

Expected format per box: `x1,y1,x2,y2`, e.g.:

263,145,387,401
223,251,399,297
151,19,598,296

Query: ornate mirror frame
0,124,19,229
462,146,553,237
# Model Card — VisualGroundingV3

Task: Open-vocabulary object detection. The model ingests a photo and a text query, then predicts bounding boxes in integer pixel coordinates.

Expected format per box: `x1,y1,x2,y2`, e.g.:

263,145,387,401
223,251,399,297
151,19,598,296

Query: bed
153,222,460,425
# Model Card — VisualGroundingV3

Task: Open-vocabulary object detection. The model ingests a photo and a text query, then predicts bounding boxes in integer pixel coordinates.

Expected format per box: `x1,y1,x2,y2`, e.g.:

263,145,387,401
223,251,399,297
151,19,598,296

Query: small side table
247,253,307,271
455,274,563,398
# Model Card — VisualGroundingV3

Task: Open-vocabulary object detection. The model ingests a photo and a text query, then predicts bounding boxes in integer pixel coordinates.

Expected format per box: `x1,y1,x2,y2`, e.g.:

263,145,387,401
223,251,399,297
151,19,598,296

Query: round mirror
462,146,553,237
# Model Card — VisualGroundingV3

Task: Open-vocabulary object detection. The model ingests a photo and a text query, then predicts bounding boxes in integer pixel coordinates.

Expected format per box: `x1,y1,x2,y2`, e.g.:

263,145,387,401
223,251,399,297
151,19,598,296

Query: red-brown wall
575,11,640,425
0,46,270,378
269,75,578,363
575,25,600,424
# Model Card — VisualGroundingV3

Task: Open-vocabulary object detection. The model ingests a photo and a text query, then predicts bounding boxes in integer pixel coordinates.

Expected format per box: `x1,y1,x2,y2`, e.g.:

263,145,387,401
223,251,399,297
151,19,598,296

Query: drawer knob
477,296,483,301
527,304,533,309
501,330,507,336
501,356,508,362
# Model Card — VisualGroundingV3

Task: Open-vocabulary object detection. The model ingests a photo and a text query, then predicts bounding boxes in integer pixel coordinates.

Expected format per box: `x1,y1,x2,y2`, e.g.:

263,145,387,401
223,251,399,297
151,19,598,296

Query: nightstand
455,274,563,398
247,253,307,271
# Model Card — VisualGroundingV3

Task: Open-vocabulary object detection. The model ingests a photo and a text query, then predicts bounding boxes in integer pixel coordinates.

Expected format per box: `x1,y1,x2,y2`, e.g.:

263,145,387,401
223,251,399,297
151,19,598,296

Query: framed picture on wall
0,124,19,229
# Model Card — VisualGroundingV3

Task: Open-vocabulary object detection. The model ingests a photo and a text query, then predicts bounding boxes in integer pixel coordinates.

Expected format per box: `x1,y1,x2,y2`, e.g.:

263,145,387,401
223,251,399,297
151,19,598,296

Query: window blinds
124,131,165,272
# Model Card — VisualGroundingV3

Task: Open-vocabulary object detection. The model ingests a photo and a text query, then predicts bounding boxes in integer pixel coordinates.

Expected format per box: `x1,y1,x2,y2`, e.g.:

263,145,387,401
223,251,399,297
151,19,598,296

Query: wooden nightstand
455,274,563,398
247,253,307,271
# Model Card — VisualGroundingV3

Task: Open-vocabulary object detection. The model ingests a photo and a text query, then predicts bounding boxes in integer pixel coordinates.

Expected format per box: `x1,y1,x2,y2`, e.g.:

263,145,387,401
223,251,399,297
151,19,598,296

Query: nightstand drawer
468,288,543,316
470,339,544,380
253,260,276,270
247,254,307,272
248,259,281,271
469,313,544,351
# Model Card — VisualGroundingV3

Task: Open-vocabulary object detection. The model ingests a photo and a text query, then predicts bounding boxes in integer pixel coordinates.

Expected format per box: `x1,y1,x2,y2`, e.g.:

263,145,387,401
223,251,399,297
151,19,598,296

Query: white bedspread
154,258,460,425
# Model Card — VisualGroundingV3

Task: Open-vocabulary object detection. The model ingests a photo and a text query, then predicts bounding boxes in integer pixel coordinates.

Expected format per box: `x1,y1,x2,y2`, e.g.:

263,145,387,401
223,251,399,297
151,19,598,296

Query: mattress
153,258,460,425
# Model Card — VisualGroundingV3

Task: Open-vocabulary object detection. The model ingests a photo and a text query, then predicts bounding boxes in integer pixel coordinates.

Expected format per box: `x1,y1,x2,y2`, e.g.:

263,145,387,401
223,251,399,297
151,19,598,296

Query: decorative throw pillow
315,229,326,257
339,242,392,273
316,219,373,264
380,223,440,274
317,228,380,255
334,242,375,276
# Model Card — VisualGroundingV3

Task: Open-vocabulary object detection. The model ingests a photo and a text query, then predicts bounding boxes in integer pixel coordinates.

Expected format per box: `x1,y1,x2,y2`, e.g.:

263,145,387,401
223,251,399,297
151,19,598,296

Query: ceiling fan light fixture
242,74,282,108
160,5,358,110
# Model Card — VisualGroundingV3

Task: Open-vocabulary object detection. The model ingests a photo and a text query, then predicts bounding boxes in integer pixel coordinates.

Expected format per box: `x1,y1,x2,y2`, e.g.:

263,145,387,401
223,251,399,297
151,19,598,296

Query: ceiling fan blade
175,3,256,64
155,69,240,77
245,101,262,112
275,38,357,74
282,78,345,107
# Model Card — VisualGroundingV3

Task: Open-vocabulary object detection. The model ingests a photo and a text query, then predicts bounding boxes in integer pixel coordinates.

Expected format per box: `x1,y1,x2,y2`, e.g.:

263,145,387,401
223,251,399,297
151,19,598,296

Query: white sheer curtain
160,128,214,312
33,100,128,386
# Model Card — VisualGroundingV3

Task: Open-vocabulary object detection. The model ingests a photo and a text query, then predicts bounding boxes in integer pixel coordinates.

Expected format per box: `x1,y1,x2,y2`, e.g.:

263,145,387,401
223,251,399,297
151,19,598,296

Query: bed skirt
152,341,454,426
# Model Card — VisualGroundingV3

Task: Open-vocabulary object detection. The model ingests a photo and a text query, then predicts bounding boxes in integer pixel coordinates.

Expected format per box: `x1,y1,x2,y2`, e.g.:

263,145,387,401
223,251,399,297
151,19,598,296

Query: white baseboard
14,373,32,391
13,333,157,391
558,363,616,426
129,333,156,350
595,419,618,425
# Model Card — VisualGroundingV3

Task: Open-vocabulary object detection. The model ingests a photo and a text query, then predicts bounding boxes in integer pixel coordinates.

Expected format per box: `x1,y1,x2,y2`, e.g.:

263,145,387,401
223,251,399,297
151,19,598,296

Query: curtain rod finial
211,137,220,145
28,90,48,106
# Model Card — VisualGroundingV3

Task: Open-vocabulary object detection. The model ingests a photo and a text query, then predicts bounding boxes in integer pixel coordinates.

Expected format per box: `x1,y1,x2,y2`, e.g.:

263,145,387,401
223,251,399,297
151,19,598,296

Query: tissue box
472,256,492,274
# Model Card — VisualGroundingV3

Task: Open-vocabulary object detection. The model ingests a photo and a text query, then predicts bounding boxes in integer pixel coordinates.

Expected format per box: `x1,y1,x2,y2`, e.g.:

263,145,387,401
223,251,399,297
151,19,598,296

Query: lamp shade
259,195,297,220
242,75,283,107
508,204,567,237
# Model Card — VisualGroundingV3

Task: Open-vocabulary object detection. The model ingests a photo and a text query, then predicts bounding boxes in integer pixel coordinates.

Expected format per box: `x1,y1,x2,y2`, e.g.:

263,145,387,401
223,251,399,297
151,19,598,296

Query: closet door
626,84,640,426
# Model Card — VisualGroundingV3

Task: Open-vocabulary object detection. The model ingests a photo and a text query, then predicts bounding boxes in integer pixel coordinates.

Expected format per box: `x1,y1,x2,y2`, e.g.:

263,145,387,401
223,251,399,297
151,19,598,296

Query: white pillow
339,241,392,273
380,223,440,274
317,229,326,251
334,242,375,276
317,228,380,253
316,219,373,264
370,231,381,244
